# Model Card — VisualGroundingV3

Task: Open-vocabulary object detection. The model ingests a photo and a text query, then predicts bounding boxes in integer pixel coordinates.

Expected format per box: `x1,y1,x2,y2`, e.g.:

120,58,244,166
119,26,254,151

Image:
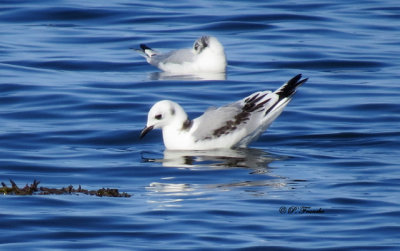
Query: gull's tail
135,44,157,58
262,74,307,118
236,74,308,148
275,74,308,100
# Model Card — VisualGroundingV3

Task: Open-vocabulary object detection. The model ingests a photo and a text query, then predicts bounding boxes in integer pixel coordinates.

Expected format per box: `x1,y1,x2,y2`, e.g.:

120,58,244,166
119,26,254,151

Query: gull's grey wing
150,48,195,66
191,104,242,141
191,74,308,145
191,91,277,141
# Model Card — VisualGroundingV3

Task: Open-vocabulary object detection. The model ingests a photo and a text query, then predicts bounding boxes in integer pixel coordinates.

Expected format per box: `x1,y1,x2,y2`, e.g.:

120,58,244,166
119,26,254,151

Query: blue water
1,0,400,250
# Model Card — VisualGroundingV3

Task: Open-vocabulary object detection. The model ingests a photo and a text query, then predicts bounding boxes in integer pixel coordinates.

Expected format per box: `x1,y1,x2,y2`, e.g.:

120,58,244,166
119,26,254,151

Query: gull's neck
161,105,192,149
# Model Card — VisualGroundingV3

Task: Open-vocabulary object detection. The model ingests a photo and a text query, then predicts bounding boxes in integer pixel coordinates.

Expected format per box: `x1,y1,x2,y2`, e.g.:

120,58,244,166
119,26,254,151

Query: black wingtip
275,74,308,99
140,44,152,51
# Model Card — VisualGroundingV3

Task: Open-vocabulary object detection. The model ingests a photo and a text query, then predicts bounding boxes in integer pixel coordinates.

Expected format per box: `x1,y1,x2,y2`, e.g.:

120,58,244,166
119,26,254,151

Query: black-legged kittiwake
136,36,227,73
140,74,308,150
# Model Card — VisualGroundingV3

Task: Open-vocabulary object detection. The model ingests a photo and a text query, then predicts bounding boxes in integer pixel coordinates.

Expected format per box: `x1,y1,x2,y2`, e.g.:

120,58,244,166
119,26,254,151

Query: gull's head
140,100,187,139
193,36,224,55
192,36,227,73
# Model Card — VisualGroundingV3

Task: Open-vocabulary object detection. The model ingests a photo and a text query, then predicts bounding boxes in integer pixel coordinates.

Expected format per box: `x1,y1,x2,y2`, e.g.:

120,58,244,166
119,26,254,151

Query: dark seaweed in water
1,180,131,197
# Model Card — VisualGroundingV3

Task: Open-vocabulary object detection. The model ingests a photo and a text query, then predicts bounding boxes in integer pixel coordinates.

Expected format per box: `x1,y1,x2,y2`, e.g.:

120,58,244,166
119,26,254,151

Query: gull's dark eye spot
201,36,209,48
155,114,162,120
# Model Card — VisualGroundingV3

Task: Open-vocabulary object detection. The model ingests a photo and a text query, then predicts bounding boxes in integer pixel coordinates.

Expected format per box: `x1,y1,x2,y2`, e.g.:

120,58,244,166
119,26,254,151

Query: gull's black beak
140,125,154,139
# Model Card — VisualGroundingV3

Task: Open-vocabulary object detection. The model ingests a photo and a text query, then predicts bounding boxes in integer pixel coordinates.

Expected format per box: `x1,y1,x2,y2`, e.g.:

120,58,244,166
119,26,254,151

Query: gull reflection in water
148,71,226,81
143,148,288,207
142,148,282,170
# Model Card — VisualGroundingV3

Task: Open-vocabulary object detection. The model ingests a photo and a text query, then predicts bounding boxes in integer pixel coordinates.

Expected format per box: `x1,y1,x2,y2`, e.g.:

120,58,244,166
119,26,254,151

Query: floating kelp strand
1,180,131,197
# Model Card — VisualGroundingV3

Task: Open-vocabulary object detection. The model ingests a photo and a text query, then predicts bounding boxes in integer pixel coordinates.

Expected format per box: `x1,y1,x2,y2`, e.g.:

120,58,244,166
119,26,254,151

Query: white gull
140,74,308,150
136,36,227,73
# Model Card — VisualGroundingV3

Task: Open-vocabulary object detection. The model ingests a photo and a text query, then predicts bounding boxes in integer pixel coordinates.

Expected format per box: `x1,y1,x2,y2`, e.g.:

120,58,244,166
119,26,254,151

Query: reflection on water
144,148,288,207
142,147,283,170
148,71,227,81
148,182,194,194
146,182,197,208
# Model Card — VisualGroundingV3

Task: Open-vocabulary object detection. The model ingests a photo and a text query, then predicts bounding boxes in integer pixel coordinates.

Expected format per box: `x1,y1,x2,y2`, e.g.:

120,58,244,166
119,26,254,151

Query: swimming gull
136,36,227,73
140,74,308,150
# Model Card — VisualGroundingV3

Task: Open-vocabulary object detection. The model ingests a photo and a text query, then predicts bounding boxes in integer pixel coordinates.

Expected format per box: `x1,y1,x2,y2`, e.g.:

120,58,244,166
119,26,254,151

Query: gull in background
136,36,227,73
140,74,308,150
